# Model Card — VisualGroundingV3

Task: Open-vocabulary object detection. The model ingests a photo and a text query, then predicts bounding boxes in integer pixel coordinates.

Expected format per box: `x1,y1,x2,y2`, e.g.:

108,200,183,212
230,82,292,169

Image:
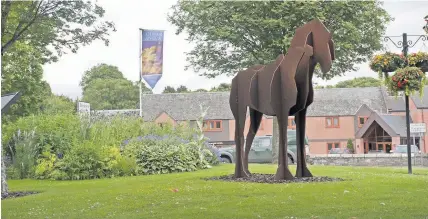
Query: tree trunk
272,116,279,164
1,153,8,199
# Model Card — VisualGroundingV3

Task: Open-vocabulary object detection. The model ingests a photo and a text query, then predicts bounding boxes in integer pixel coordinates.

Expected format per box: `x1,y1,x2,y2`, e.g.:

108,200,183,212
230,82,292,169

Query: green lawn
2,164,428,219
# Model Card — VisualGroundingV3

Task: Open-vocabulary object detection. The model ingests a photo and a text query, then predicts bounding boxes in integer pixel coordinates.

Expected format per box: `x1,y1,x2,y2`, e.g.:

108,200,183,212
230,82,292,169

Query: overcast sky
42,0,428,99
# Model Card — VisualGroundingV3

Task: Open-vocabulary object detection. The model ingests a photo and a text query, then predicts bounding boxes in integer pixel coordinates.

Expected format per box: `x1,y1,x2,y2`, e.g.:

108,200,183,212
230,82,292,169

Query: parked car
390,145,420,154
218,130,309,164
329,148,351,154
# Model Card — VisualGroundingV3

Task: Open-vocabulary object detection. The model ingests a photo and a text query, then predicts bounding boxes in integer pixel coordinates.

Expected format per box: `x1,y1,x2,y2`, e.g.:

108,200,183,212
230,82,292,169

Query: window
358,116,368,127
259,138,271,148
288,117,296,129
326,117,339,128
203,120,222,131
327,142,340,152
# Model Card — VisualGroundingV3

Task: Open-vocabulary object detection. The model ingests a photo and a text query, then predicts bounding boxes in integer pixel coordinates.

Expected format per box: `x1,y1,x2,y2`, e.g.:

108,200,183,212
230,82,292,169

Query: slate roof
383,86,428,111
410,86,428,109
96,86,428,121
380,114,411,136
385,96,406,112
135,87,387,121
355,112,412,138
307,87,387,116
140,92,234,121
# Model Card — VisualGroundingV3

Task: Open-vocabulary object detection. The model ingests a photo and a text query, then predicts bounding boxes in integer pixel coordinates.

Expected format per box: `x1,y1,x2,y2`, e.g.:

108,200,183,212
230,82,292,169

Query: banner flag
140,29,164,89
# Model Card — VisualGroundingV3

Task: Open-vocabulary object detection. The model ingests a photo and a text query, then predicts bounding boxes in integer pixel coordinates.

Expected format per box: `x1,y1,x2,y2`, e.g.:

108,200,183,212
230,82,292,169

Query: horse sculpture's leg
295,108,313,177
274,112,294,180
233,105,248,178
243,109,263,175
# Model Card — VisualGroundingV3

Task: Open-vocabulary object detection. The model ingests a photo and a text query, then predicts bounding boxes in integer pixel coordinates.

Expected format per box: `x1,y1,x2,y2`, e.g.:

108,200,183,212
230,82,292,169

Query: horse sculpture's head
291,18,335,75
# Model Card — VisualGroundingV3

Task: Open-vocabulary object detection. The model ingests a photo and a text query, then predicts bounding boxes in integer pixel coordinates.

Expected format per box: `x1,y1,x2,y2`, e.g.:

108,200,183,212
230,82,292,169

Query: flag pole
139,28,143,118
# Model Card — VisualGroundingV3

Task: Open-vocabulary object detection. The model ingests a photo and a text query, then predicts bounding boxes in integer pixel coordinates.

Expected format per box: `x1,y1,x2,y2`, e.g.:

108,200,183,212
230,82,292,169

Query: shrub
34,150,57,179
123,137,210,175
40,95,76,115
346,139,354,154
3,114,81,158
7,130,39,179
88,116,145,147
57,141,106,180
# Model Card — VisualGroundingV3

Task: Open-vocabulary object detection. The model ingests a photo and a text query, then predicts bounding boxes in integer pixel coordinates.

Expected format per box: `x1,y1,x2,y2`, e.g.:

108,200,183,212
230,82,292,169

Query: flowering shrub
387,67,426,97
369,52,406,76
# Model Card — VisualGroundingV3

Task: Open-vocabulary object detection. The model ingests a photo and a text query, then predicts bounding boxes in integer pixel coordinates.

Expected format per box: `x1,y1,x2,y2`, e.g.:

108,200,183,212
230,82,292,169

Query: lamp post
383,33,427,174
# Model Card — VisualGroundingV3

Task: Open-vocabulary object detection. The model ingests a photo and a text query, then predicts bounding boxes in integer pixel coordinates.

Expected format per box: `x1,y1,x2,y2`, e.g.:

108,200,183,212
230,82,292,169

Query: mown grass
2,164,428,219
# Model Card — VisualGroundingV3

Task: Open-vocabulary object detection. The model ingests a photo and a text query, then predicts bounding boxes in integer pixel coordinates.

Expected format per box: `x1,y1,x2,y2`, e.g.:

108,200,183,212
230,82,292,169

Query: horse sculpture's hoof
274,164,294,180
296,165,313,178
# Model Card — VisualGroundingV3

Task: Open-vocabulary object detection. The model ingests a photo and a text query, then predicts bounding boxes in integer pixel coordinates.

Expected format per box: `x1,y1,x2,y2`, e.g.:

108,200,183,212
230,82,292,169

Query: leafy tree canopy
1,42,52,123
335,77,380,88
315,77,381,89
40,94,75,115
1,0,116,63
80,64,125,91
210,83,231,92
168,1,392,79
162,86,176,93
194,88,208,92
82,78,139,110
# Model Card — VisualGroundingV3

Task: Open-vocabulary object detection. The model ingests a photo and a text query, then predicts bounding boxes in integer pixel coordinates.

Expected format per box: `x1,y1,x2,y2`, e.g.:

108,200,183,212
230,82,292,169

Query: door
375,142,392,153
377,143,384,152
249,137,272,163
385,143,392,153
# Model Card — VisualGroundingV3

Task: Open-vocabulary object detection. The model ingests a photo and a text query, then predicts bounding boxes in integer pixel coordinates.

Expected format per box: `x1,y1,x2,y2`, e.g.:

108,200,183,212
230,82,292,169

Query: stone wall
309,154,428,167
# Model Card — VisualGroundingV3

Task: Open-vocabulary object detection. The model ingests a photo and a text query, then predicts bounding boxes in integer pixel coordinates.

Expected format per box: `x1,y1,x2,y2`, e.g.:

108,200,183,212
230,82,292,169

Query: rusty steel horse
229,19,335,180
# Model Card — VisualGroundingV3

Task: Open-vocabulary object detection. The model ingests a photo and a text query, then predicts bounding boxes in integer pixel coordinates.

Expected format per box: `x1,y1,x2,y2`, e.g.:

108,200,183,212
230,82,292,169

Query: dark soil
205,173,344,184
1,191,39,200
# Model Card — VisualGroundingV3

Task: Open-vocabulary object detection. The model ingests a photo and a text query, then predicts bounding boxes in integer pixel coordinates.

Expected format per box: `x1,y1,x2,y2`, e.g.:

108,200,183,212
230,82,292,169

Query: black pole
402,33,413,174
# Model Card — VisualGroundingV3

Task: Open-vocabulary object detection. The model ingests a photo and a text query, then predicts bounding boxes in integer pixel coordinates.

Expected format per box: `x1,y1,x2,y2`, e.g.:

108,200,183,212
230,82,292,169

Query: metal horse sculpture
229,19,335,180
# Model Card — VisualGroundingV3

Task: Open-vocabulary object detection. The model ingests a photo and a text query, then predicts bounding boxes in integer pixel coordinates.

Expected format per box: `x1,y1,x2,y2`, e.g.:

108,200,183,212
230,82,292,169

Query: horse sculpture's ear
328,37,335,61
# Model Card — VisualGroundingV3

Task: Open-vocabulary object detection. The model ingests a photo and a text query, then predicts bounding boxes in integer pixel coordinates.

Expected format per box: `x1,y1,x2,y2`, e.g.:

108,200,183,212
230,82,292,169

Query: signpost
410,123,426,133
77,102,90,116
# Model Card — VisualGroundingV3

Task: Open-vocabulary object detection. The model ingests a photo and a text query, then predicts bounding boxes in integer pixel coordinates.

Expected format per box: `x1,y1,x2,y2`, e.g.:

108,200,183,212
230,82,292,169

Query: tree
335,77,380,88
1,1,115,62
176,85,190,93
40,94,75,115
163,86,176,93
168,1,392,79
82,78,139,110
347,139,354,154
137,82,153,95
194,88,208,92
80,64,125,91
210,83,231,92
1,42,52,123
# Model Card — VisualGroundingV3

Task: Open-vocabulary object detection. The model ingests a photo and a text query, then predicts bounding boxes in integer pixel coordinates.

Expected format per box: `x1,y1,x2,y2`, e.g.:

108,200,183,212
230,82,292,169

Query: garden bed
205,173,344,184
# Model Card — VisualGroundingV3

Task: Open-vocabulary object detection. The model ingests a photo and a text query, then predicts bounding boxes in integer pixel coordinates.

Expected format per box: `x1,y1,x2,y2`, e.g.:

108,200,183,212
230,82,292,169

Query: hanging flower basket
387,66,426,97
408,52,428,72
369,52,406,75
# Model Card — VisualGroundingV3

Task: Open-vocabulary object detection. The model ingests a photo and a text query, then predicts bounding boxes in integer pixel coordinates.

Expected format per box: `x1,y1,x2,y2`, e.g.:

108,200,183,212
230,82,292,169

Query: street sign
410,123,426,133
77,102,90,115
